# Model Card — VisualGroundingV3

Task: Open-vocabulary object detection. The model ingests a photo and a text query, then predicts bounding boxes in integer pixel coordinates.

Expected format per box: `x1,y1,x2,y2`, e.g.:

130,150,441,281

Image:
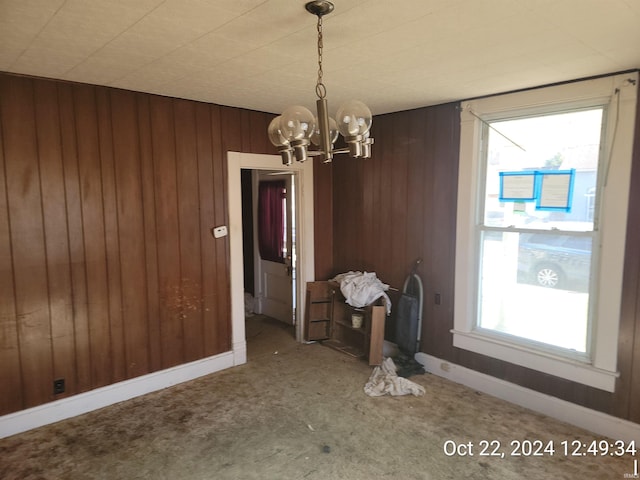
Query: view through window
477,107,604,355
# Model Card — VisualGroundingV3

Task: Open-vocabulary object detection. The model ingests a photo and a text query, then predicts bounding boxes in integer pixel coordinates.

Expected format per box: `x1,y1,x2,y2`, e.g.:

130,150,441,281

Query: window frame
476,106,604,359
453,73,638,392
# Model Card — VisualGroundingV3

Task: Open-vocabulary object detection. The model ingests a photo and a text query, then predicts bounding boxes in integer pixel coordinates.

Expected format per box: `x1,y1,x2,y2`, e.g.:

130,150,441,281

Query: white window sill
452,329,619,392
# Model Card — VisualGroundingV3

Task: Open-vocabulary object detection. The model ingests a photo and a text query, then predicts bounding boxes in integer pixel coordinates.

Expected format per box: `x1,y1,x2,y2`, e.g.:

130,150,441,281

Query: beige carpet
0,315,633,479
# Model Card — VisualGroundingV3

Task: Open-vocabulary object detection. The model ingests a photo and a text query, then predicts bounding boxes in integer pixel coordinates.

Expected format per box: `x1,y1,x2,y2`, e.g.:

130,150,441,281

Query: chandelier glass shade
268,0,374,165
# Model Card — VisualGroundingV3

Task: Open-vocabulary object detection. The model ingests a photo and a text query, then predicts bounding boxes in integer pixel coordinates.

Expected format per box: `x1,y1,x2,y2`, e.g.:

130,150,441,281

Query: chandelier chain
315,15,327,99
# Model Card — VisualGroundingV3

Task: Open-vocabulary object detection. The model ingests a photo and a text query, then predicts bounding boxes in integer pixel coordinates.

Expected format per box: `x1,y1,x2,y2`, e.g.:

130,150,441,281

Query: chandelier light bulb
310,116,339,146
268,116,288,147
336,100,372,137
279,106,315,143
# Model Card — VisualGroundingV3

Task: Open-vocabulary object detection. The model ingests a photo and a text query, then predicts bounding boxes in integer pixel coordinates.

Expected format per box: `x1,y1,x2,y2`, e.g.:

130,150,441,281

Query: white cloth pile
364,357,425,397
331,271,392,315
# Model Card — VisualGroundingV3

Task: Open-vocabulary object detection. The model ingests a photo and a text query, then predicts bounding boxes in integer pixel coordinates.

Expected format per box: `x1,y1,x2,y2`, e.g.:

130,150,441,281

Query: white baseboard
233,340,247,366
0,346,246,440
415,352,640,443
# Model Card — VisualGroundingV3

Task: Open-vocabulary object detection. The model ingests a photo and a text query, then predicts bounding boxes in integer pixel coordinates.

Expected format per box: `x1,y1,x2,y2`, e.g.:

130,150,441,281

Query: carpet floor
0,315,633,479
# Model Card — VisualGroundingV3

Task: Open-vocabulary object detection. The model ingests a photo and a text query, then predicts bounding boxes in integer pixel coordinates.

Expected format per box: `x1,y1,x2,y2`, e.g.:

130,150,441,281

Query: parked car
517,233,591,291
485,210,545,228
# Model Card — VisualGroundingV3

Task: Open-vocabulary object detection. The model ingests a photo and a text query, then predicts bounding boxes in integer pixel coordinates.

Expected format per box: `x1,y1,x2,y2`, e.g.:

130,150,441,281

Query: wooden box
304,281,385,365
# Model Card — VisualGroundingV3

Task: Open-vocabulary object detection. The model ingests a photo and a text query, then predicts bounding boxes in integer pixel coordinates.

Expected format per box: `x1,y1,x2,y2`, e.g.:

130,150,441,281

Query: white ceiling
1,0,639,115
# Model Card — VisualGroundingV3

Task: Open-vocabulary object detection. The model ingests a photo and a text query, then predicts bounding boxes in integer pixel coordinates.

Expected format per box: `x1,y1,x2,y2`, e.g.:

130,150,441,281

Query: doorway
252,170,296,325
227,152,315,367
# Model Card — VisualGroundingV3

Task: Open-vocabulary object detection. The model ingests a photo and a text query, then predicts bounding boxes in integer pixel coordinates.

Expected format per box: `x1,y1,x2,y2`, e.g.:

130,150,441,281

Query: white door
254,171,296,325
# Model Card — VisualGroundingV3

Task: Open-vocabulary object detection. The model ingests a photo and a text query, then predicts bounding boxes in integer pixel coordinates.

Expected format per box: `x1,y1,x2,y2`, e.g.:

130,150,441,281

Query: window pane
478,231,591,352
483,108,603,232
257,180,286,263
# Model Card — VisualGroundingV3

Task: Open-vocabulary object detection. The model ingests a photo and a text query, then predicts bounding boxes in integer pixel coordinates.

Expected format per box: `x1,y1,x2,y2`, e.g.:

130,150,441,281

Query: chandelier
267,0,374,165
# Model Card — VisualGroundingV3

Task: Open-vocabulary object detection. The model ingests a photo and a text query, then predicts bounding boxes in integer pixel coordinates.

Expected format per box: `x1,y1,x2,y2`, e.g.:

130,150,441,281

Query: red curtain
258,180,286,263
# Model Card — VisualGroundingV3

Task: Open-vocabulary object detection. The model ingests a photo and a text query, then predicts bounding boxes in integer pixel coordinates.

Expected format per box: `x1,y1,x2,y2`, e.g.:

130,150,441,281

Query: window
478,108,601,356
453,73,638,391
257,180,286,263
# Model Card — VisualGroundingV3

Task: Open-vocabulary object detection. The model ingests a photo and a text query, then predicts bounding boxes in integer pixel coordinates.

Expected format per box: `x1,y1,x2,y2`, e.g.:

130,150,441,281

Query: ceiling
1,0,639,116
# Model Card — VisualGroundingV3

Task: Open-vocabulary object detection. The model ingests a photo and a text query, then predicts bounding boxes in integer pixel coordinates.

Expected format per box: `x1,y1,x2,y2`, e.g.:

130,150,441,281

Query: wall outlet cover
53,378,65,394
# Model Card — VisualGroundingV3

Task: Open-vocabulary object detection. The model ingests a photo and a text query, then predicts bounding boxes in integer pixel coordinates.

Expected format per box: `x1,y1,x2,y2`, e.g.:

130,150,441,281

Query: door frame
227,152,315,365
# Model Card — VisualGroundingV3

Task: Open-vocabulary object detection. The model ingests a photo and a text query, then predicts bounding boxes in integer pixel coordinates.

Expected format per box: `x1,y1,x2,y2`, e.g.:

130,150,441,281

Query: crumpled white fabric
364,357,425,397
331,271,392,315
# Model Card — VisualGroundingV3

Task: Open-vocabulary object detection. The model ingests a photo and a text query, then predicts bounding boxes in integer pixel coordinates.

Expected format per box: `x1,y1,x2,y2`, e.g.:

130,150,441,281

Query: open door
228,151,314,362
254,171,296,325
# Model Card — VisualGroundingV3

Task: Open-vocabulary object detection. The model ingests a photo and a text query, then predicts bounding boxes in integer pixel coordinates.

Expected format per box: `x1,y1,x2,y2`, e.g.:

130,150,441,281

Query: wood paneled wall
0,73,275,415
331,101,640,424
332,104,460,353
2,70,639,425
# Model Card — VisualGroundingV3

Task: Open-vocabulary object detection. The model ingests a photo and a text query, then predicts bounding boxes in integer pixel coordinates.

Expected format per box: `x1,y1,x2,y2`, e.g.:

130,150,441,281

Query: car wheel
535,264,562,288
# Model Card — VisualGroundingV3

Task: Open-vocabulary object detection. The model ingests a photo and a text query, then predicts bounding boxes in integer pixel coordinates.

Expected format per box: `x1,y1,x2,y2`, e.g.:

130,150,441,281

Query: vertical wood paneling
33,79,76,398
365,122,385,274
405,109,427,275
220,106,243,154
0,100,22,413
332,155,362,271
361,137,376,274
110,89,149,378
73,84,112,388
174,99,204,362
629,279,640,422
405,109,429,348
249,111,276,154
211,105,231,352
420,108,437,354
0,73,282,416
615,232,638,420
376,116,396,280
313,158,333,280
429,104,459,360
195,104,218,357
96,89,126,384
354,156,365,270
0,76,53,407
57,83,92,393
389,112,410,289
240,110,253,153
331,161,346,270
136,94,162,373
149,96,184,369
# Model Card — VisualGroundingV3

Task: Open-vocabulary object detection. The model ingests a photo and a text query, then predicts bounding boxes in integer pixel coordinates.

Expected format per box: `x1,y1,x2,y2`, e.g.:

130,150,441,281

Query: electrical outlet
53,378,65,395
